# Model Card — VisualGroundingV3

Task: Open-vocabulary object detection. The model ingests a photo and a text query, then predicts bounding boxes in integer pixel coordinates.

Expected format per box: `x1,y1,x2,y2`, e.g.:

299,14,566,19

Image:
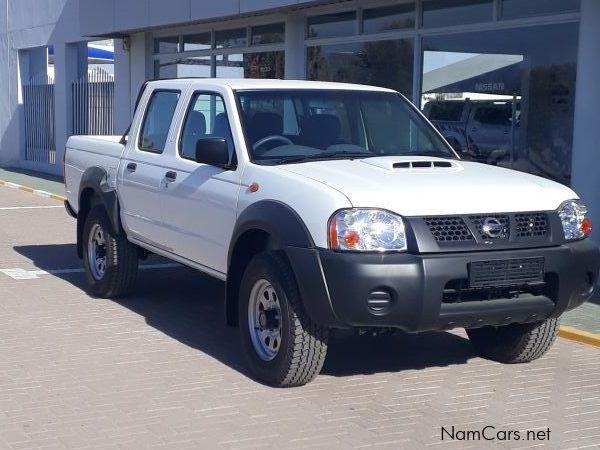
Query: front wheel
239,252,328,387
467,318,560,364
82,206,139,298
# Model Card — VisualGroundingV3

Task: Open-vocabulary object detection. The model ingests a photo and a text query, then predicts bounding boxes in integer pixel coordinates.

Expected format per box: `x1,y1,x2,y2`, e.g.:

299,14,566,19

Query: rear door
118,87,183,250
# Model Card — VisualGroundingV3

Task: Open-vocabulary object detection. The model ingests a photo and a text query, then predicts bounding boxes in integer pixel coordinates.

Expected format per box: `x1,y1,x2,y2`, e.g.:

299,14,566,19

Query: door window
179,93,235,162
138,90,180,153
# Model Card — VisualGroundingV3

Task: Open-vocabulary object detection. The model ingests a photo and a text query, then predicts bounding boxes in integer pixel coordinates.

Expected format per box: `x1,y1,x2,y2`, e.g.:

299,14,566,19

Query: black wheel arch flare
75,166,122,258
225,200,317,326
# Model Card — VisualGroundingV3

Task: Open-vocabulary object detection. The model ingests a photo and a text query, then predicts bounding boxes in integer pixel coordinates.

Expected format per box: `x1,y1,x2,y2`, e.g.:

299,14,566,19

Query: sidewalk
0,167,65,197
1,166,599,337
562,290,600,334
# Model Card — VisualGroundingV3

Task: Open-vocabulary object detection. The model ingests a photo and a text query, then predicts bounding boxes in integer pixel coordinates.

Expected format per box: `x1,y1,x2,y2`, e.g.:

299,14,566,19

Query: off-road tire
467,318,560,363
239,252,328,387
82,206,138,298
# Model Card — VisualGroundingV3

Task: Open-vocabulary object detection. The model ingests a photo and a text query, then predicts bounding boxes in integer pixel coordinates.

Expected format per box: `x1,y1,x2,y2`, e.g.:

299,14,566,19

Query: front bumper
285,240,599,332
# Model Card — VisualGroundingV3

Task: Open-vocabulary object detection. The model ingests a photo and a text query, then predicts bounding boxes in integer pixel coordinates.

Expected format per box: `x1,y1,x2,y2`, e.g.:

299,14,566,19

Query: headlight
328,209,407,252
558,199,592,240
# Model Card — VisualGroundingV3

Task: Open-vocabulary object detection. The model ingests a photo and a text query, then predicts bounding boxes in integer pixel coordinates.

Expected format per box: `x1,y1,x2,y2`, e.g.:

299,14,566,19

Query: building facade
1,0,599,239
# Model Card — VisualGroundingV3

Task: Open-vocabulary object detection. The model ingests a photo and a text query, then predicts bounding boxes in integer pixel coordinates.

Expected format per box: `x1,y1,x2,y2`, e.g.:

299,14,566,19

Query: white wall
0,0,89,175
80,0,321,36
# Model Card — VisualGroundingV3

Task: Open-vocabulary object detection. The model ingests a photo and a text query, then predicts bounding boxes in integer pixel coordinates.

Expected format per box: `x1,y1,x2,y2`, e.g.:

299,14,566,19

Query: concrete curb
0,179,66,202
2,177,600,348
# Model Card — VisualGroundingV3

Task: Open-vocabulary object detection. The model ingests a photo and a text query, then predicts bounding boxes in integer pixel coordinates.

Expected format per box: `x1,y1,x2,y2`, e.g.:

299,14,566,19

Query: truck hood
279,156,576,216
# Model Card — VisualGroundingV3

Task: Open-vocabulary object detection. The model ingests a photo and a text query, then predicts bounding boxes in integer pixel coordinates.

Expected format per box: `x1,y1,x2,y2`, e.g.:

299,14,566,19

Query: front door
158,91,241,274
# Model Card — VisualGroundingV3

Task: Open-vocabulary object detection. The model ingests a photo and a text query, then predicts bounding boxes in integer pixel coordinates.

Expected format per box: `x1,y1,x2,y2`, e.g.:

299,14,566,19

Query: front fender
76,166,122,258
228,200,315,267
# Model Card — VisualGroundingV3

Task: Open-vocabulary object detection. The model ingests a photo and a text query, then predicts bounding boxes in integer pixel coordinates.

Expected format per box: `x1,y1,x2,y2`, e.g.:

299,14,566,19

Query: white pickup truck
64,79,599,387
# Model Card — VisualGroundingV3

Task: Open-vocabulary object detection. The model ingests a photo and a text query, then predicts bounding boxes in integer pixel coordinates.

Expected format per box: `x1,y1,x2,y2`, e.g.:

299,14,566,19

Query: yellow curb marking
559,326,600,347
0,178,66,202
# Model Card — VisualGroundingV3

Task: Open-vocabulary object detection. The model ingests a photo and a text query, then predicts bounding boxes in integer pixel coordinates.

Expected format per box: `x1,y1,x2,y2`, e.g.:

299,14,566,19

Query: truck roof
148,78,397,93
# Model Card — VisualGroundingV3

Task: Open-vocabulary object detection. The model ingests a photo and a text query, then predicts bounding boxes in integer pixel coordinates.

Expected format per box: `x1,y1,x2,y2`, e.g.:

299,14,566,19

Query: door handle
165,171,177,182
126,162,137,172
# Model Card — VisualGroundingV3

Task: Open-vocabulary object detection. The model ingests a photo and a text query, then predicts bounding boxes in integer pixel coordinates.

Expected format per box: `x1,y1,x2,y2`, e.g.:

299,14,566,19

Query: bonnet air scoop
360,156,462,172
393,161,453,169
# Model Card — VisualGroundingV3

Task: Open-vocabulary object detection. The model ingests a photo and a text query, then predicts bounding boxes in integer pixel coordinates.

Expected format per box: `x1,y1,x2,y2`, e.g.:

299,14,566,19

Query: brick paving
1,185,599,449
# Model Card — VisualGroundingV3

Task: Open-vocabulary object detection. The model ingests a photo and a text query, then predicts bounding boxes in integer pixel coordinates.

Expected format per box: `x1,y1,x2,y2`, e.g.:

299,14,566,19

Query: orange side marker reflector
249,183,260,193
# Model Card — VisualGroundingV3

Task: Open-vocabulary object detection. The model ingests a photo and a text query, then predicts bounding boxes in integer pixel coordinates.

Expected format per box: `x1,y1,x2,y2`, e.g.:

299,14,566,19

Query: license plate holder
468,257,545,288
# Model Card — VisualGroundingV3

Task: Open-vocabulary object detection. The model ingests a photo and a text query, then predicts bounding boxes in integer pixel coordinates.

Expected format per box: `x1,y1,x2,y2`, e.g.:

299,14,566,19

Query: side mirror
195,138,230,169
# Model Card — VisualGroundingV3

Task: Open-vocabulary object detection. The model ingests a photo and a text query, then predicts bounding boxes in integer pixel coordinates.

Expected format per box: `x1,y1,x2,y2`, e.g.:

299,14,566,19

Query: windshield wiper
396,152,457,159
262,151,374,166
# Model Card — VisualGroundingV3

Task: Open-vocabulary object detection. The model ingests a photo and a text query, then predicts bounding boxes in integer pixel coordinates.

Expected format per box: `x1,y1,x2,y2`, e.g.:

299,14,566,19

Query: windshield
236,89,456,164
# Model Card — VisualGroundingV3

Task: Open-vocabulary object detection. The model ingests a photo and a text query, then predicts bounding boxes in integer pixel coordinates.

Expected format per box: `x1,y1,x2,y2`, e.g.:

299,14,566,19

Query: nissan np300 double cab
64,79,599,386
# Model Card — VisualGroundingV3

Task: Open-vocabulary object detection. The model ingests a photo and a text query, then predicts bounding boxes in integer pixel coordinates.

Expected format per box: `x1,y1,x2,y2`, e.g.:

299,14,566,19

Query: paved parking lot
1,185,599,449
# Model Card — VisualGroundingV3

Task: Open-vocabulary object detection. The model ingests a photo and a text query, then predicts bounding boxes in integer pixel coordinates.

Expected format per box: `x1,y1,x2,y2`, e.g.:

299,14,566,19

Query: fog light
367,290,393,314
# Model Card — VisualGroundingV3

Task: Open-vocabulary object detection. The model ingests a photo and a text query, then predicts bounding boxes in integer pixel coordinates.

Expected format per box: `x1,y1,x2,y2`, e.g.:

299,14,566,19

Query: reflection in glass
307,40,414,97
307,12,356,38
183,33,211,52
243,52,284,79
422,0,493,28
421,23,579,185
363,4,415,34
501,0,580,19
154,36,179,54
155,56,212,78
216,52,284,79
251,23,285,45
215,28,247,49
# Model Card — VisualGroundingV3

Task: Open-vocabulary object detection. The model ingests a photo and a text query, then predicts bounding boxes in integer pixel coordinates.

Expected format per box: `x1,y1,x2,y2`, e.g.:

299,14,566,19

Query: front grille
424,217,474,243
469,215,510,240
515,213,548,238
469,257,545,288
421,212,552,247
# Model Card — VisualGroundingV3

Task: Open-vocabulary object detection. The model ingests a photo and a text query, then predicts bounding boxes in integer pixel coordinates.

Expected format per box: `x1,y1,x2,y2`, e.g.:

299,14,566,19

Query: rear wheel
239,252,328,387
467,318,560,363
82,206,139,298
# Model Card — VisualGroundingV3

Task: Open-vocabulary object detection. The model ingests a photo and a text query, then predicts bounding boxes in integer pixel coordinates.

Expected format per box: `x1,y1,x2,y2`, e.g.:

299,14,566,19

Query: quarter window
138,90,180,153
180,93,235,163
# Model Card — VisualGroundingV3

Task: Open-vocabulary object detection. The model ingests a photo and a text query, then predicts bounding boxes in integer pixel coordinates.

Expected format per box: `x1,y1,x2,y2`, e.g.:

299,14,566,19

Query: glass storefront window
154,36,179,54
215,28,247,49
243,52,284,78
307,39,414,97
307,12,357,39
251,23,285,45
501,0,580,19
155,56,212,79
183,33,211,52
422,0,493,28
216,51,284,79
363,4,415,34
421,23,579,185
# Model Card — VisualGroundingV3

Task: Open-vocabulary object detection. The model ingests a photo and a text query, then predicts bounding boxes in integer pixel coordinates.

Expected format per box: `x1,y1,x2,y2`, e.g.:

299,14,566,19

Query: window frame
137,89,182,154
177,90,237,168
